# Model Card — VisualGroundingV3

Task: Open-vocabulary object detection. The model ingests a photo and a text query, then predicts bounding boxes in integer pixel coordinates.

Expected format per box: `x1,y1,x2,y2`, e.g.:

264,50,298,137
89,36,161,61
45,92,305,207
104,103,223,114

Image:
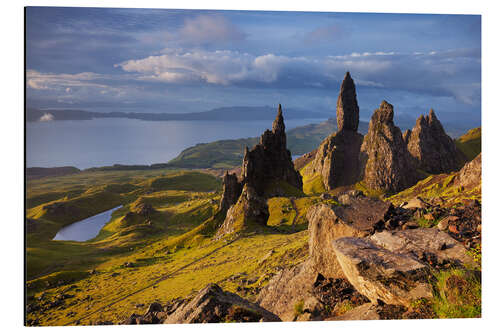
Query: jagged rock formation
402,129,411,145
360,100,417,192
217,105,302,237
454,152,481,188
219,171,242,214
407,109,463,173
336,72,360,132
215,184,269,238
240,104,302,196
308,72,364,190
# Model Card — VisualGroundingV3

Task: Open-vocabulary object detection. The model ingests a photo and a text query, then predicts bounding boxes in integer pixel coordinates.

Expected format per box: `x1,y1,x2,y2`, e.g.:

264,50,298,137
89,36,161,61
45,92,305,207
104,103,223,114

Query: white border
3,1,499,332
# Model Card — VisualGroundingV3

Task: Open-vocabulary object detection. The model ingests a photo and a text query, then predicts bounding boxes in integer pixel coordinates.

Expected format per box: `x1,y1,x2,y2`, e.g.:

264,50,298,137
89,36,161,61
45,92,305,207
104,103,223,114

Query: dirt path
64,236,241,326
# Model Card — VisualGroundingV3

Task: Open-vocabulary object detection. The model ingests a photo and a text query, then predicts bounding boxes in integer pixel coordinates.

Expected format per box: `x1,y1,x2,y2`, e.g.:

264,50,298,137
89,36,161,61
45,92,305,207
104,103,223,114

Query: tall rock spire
336,72,360,132
272,104,285,133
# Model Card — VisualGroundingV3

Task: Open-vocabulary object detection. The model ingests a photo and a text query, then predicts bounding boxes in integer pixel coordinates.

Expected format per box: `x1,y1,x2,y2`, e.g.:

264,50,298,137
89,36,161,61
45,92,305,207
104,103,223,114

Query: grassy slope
455,127,481,161
25,168,316,326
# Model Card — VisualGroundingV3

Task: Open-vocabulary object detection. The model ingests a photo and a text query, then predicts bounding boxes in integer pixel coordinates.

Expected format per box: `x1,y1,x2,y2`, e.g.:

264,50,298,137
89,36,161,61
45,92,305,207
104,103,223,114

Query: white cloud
39,113,54,122
168,14,246,46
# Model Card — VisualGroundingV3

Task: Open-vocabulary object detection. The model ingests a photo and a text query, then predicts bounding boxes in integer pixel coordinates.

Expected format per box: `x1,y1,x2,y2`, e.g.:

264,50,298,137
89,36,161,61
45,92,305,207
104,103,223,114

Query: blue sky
26,7,481,125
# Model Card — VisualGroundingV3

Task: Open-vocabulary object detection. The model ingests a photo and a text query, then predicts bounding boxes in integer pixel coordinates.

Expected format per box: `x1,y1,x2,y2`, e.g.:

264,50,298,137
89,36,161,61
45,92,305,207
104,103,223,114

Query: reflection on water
53,206,122,242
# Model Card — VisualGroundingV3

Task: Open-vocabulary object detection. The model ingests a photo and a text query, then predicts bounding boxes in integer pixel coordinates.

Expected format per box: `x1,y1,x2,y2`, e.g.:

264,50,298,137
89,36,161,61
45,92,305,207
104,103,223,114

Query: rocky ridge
407,109,463,173
360,100,418,192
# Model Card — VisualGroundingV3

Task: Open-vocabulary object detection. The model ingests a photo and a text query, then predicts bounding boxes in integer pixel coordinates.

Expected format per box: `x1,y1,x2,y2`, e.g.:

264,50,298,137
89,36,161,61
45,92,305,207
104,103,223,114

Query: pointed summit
272,104,285,134
337,71,360,131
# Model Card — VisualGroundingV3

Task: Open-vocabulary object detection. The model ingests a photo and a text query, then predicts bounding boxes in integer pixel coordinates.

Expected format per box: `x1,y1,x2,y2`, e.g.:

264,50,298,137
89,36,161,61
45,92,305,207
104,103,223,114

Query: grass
430,268,481,318
455,127,481,161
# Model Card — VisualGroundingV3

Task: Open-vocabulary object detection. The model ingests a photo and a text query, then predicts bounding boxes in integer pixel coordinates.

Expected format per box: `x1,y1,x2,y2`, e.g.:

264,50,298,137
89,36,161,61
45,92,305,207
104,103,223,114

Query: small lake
53,206,122,242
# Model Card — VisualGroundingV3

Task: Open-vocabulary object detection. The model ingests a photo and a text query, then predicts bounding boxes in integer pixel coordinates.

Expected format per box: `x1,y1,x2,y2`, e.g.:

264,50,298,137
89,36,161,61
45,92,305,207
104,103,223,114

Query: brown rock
402,197,429,209
218,171,242,215
407,109,463,173
336,72,360,132
293,149,317,171
454,153,481,188
369,228,474,267
164,283,280,323
306,195,391,278
308,72,363,190
310,130,364,190
256,261,317,321
241,104,302,197
332,237,432,307
360,100,418,192
215,184,269,238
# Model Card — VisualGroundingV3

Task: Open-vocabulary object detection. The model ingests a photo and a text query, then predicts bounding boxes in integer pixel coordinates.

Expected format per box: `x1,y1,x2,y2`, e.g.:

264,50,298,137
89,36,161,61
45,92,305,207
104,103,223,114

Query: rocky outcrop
336,72,360,132
407,109,463,173
219,171,242,214
164,283,280,323
360,100,418,192
454,153,481,188
332,237,432,307
241,104,302,196
293,149,317,171
402,129,411,145
310,130,364,190
306,193,392,278
308,72,364,190
215,184,269,238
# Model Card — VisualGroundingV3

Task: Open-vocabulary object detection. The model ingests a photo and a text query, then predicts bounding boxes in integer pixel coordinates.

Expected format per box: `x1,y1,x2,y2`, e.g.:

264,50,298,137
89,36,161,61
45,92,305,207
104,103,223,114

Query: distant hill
167,118,370,169
26,106,329,122
26,166,81,180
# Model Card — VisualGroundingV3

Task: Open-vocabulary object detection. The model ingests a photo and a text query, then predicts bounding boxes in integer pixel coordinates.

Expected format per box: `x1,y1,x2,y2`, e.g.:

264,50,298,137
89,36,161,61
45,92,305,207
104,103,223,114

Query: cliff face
309,72,364,190
360,101,417,193
241,104,303,197
407,109,462,174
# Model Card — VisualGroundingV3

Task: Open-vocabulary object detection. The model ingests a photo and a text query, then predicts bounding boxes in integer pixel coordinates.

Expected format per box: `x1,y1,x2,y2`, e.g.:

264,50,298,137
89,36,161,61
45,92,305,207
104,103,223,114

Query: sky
25,7,481,125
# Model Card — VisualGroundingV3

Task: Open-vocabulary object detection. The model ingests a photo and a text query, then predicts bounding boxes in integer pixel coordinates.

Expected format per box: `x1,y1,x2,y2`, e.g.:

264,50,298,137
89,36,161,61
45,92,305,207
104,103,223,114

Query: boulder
369,228,474,267
402,197,429,209
257,261,317,321
306,195,392,278
164,283,280,323
332,237,432,307
407,109,463,173
360,100,418,192
454,153,481,189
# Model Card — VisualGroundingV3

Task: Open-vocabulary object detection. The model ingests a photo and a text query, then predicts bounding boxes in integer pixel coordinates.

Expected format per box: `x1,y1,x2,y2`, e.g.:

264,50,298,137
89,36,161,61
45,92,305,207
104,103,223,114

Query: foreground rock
360,100,418,192
306,193,392,278
454,153,481,189
407,109,463,174
332,237,432,307
164,283,280,323
369,228,474,268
